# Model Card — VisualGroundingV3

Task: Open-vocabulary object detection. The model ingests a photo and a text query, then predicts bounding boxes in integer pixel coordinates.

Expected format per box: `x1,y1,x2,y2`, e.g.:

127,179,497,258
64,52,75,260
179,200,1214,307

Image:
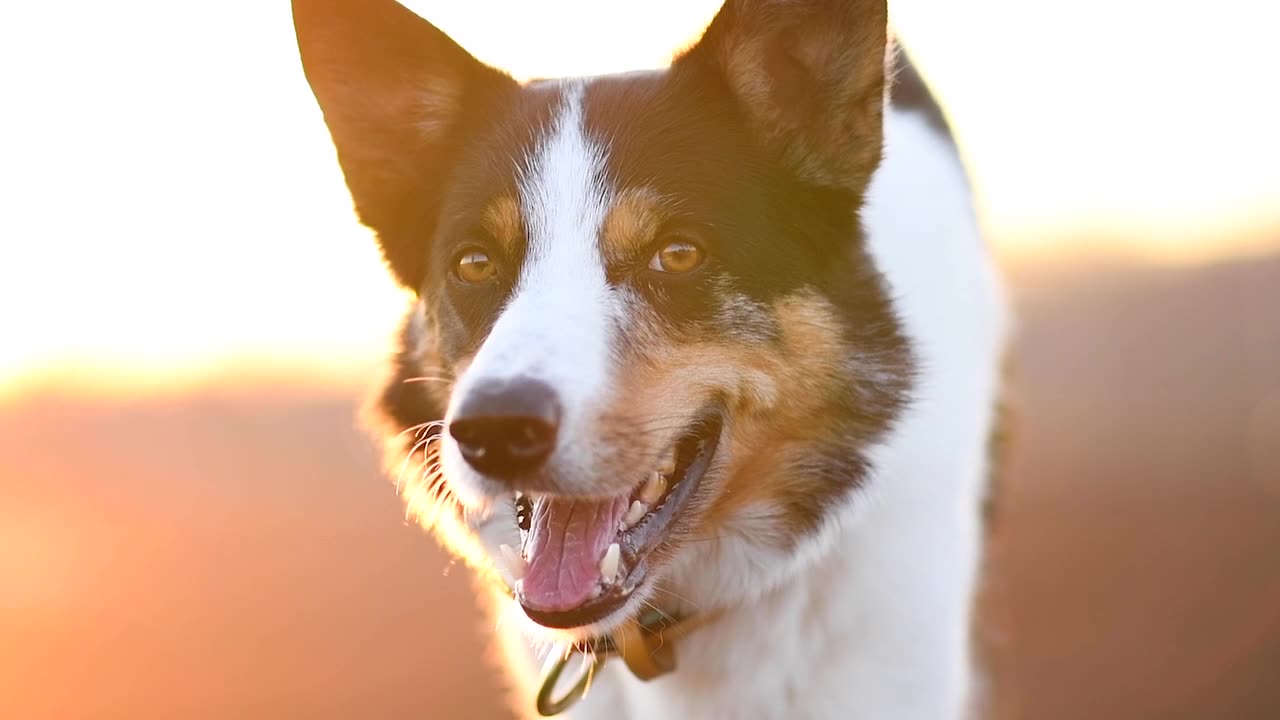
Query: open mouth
502,408,724,630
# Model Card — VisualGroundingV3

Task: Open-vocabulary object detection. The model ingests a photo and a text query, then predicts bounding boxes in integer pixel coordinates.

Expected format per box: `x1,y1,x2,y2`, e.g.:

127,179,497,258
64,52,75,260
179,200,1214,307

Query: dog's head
295,0,911,635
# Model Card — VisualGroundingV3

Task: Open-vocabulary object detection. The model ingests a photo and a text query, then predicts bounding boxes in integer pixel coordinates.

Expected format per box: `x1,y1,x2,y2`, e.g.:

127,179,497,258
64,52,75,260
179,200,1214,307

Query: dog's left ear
676,0,889,193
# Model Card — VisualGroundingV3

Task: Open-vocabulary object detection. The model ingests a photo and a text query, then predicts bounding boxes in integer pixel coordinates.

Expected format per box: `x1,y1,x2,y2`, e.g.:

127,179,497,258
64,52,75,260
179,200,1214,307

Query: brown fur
695,0,889,192
405,72,463,141
480,195,524,257
599,186,675,266
704,292,857,539
585,289,855,549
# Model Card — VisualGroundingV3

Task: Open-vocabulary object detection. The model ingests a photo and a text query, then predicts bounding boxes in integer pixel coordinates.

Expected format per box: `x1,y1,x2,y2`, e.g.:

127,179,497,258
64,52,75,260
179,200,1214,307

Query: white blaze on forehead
447,82,616,472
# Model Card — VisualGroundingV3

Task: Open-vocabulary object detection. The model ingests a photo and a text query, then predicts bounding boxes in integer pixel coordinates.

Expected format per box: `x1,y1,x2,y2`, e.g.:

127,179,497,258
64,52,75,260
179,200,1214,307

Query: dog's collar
487,563,720,714
534,606,720,716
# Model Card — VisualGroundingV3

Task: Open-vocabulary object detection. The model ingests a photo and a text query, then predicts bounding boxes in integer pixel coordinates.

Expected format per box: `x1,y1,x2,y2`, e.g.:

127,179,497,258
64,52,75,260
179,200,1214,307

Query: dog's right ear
293,0,517,290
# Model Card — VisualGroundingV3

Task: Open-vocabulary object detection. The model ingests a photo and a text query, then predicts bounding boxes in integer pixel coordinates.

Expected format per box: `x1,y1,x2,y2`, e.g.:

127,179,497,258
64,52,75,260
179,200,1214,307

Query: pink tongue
520,495,628,612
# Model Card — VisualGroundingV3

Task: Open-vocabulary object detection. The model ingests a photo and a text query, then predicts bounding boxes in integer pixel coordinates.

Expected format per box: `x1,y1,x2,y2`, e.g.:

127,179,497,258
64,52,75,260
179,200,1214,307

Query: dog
294,0,1007,717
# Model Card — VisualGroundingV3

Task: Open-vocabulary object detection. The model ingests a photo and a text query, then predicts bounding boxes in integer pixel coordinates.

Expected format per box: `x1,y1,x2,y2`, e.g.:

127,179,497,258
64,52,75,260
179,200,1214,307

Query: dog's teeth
623,500,647,529
640,472,666,505
499,544,526,580
657,452,676,476
599,543,620,583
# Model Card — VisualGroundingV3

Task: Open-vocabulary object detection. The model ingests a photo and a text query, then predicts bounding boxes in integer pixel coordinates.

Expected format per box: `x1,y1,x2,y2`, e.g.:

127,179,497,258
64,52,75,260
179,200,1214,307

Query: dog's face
295,0,911,635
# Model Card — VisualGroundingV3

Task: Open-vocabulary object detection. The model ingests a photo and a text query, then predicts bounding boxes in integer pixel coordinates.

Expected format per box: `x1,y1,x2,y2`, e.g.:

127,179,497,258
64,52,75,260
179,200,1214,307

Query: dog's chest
565,513,972,720
565,561,855,719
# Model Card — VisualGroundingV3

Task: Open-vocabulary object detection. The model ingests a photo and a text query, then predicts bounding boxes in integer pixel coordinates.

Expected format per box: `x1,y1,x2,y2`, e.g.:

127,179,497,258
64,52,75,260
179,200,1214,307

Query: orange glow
1,0,1277,395
0,510,78,613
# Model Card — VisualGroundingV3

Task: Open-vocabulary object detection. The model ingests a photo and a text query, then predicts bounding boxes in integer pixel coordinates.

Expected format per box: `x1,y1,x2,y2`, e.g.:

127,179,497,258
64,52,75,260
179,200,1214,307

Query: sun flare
0,0,1276,398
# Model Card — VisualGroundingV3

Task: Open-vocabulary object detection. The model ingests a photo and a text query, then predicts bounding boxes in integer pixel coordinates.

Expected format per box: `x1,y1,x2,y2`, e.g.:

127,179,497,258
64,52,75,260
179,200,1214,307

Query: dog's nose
448,378,561,479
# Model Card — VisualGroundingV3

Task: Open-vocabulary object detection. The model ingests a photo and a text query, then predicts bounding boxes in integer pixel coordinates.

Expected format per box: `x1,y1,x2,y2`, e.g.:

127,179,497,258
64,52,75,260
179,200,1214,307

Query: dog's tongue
520,495,628,612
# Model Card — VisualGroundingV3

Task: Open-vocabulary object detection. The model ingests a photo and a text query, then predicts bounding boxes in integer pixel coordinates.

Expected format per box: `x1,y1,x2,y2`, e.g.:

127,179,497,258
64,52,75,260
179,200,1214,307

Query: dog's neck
517,485,982,720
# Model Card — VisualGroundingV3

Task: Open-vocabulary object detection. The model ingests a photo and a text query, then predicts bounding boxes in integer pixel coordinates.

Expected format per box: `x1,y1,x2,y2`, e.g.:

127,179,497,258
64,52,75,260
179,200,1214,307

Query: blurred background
2,0,1278,718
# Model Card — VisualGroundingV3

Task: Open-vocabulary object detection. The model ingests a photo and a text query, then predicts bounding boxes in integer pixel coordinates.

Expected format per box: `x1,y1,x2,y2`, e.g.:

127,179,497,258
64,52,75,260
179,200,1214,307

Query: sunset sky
2,0,1277,397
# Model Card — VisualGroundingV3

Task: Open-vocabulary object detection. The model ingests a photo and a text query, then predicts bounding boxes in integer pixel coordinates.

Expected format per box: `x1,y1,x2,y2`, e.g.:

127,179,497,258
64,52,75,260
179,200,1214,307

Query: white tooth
657,452,676,476
624,500,647,529
640,472,666,505
599,543,620,582
499,544,526,580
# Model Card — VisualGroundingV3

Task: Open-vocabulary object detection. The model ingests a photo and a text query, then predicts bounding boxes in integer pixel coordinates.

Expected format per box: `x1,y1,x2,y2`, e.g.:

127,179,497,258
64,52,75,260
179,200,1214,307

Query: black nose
448,378,561,480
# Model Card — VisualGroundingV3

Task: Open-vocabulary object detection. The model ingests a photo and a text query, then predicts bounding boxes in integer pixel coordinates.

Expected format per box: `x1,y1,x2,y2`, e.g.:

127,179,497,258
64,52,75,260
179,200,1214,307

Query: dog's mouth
505,408,724,630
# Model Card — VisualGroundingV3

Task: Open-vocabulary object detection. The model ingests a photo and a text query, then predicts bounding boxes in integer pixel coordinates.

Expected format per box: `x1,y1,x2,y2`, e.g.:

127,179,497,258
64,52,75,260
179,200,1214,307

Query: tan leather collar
534,606,722,716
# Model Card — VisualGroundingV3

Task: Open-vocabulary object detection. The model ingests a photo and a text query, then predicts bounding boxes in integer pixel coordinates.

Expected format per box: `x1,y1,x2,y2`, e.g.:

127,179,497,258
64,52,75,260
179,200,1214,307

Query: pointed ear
293,0,517,290
676,0,889,193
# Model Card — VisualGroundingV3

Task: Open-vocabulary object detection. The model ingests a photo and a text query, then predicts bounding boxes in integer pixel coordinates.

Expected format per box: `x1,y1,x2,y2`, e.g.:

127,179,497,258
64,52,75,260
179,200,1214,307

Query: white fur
476,99,1007,718
442,84,622,503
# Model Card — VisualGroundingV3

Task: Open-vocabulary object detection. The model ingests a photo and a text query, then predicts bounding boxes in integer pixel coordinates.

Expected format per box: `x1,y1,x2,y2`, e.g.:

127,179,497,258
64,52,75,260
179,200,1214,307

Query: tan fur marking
704,292,850,535
600,186,673,265
596,290,851,545
588,337,779,497
480,195,523,257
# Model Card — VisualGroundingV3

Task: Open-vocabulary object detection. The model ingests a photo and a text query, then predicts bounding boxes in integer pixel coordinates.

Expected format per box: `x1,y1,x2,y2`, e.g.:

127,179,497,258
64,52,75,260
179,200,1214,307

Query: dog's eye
454,248,497,284
648,239,705,274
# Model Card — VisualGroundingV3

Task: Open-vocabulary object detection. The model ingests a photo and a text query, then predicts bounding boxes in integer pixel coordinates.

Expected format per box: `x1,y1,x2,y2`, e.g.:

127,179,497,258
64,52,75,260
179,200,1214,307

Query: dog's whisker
648,586,700,612
402,375,454,385
395,433,441,494
395,420,445,440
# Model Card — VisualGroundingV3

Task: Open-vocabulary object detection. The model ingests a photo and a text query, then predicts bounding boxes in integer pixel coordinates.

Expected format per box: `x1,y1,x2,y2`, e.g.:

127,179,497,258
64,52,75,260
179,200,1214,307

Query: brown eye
648,239,705,274
455,248,497,284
